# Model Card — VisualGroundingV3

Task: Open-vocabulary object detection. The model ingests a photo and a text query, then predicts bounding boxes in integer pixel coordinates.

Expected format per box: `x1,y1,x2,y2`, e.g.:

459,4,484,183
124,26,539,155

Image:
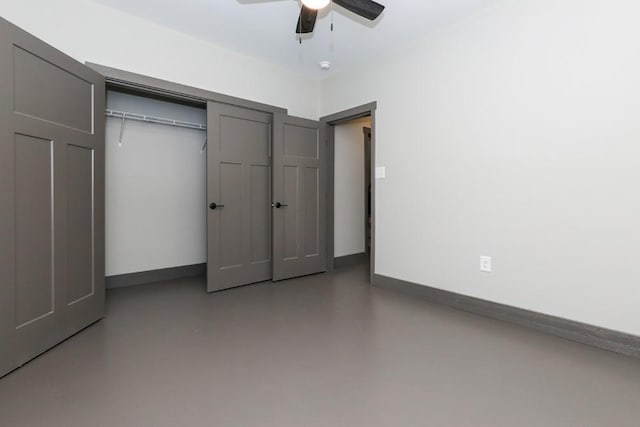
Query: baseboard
334,253,368,269
106,263,206,289
372,274,640,359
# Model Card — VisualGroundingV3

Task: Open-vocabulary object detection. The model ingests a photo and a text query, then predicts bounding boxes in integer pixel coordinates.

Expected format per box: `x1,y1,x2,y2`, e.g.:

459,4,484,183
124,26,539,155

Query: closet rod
105,109,207,131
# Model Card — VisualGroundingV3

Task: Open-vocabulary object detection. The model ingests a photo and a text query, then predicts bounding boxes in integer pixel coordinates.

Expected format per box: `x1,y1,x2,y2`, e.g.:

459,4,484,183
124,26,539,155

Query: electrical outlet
480,256,492,273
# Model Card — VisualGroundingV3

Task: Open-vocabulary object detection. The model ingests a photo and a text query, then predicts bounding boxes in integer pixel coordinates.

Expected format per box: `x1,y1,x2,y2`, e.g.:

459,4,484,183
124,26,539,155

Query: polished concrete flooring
1,263,639,426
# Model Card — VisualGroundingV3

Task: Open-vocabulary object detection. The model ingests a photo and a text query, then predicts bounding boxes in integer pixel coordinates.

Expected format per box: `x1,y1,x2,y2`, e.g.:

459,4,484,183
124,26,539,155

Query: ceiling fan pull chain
298,3,303,44
331,0,334,31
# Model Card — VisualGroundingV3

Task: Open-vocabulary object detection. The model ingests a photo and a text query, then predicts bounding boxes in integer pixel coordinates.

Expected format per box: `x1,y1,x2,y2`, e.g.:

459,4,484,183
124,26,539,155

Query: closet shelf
105,109,207,131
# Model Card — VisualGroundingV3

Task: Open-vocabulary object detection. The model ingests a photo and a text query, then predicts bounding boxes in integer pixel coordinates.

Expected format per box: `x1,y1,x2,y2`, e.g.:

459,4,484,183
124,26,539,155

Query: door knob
273,202,288,209
209,202,224,210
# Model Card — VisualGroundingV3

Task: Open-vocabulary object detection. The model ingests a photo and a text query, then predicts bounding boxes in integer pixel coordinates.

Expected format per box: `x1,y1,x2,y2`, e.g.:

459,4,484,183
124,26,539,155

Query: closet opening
104,86,208,289
93,63,329,292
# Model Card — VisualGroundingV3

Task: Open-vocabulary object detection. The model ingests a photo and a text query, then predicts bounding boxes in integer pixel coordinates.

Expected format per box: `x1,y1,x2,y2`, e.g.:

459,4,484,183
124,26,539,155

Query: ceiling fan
296,0,385,34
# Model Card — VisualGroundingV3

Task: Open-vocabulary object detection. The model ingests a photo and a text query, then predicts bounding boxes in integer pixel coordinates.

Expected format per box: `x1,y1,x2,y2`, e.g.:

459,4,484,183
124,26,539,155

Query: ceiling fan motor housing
301,0,331,9
296,0,385,34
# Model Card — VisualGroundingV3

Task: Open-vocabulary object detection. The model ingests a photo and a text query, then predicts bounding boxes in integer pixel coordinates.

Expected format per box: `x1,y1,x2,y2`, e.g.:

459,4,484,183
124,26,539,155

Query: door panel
67,145,96,305
284,125,319,158
220,162,244,269
207,103,272,292
0,17,105,377
273,114,326,281
304,167,320,256
13,45,94,133
14,135,54,328
283,165,299,260
250,165,272,263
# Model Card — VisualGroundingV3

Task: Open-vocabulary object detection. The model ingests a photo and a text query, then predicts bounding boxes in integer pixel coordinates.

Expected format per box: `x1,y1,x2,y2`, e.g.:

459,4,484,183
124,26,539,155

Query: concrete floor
0,263,639,426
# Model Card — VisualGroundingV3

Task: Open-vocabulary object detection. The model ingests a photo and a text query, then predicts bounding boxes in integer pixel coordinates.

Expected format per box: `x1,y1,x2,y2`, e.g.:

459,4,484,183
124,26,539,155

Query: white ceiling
92,0,503,79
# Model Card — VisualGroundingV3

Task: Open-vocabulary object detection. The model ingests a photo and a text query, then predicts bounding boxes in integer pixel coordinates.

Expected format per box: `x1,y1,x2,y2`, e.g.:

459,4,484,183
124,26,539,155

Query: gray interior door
207,102,272,292
0,18,105,377
272,113,326,281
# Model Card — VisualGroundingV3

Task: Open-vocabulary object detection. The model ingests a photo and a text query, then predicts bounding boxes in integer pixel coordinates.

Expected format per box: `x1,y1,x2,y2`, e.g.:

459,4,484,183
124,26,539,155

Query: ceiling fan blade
332,0,385,21
295,6,318,34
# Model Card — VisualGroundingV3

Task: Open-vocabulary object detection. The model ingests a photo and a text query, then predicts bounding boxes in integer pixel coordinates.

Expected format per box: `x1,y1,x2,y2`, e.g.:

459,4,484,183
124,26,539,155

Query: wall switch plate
480,256,492,273
375,166,386,179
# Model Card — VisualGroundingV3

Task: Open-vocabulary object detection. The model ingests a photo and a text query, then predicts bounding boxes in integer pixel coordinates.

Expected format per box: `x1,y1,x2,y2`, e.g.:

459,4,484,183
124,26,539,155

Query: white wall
334,117,371,257
321,0,640,335
0,0,319,119
105,92,206,276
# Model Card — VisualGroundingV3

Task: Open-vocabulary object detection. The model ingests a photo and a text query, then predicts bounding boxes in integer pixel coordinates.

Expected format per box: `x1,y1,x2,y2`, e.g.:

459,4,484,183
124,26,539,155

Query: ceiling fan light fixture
301,0,330,10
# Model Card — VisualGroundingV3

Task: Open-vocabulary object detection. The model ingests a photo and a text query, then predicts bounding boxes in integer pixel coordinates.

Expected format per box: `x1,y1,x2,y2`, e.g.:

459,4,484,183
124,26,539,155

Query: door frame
363,127,372,256
320,102,377,279
85,62,287,115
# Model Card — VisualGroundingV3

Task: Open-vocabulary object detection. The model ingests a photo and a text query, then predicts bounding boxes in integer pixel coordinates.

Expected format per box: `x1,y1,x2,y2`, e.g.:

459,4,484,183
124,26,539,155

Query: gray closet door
272,114,326,281
0,18,105,377
207,102,272,292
